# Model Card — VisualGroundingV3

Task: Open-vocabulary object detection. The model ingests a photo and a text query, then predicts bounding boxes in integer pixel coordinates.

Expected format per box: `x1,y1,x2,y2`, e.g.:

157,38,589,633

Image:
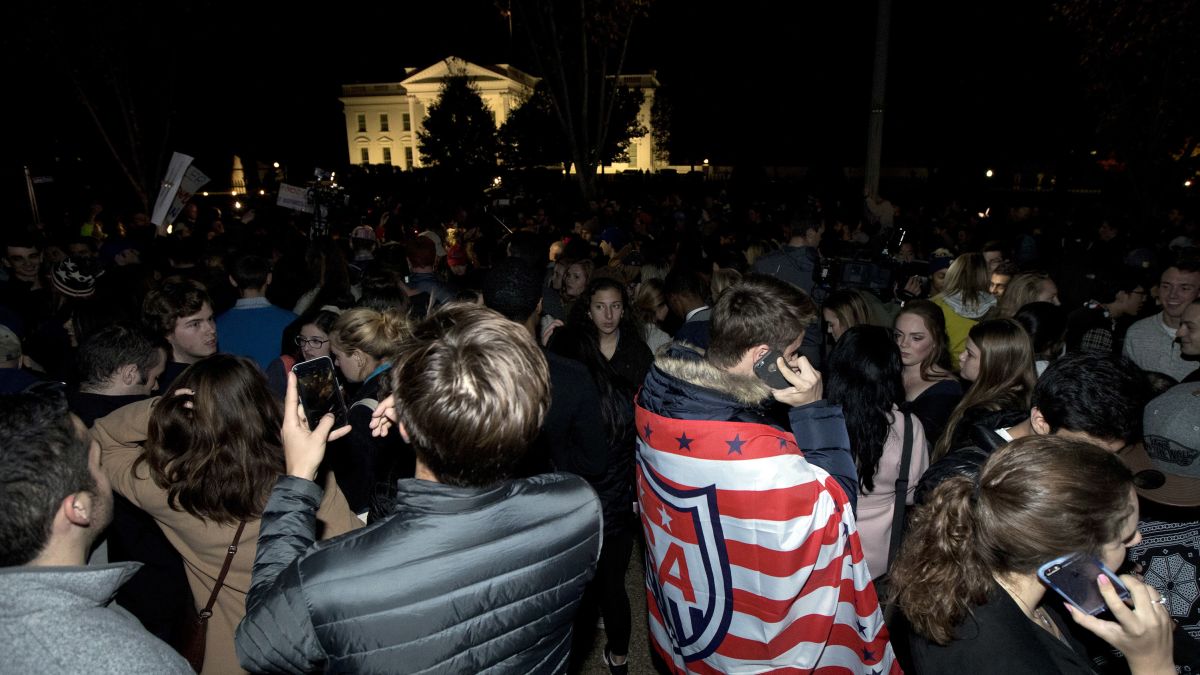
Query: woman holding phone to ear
889,435,1173,675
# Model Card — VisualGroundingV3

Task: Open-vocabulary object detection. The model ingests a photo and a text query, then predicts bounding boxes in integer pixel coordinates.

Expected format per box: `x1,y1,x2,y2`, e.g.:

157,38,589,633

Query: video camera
307,168,351,239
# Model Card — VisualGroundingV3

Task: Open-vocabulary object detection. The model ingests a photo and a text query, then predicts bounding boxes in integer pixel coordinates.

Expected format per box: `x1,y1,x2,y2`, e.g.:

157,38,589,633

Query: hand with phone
1056,565,1174,675
282,371,352,482
759,352,822,407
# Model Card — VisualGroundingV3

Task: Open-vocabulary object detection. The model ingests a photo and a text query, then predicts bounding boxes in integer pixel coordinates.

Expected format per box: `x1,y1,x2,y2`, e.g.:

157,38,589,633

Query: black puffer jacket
235,473,602,674
915,407,1029,504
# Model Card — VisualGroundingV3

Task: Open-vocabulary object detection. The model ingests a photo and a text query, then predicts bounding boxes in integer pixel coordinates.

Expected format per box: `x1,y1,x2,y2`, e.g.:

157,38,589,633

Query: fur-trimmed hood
639,343,778,425
654,350,773,406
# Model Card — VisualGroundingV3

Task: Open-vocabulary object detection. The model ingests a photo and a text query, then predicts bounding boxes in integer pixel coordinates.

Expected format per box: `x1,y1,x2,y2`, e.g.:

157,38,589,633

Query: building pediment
401,56,537,91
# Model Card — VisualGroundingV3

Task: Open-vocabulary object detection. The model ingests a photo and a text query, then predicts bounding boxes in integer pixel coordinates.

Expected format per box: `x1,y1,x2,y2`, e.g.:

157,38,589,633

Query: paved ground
578,538,660,675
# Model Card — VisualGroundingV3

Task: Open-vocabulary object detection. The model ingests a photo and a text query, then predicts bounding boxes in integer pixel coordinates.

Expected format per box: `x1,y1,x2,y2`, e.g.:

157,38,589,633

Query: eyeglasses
295,336,329,348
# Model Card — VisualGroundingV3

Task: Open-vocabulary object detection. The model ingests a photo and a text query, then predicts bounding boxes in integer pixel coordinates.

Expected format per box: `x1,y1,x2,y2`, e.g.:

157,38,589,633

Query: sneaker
602,648,628,675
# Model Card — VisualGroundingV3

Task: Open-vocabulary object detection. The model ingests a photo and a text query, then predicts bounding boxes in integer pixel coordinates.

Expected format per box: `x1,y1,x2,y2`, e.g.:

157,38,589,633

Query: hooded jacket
934,291,998,365
635,351,898,673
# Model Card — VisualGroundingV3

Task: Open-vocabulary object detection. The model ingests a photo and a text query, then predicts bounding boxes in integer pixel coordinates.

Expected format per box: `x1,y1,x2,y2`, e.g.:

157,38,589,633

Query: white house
339,56,660,172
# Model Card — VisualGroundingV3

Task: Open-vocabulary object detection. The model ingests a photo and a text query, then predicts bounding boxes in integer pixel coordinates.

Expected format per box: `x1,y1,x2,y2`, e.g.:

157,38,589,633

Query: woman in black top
549,276,650,672
893,300,963,445
889,436,1173,675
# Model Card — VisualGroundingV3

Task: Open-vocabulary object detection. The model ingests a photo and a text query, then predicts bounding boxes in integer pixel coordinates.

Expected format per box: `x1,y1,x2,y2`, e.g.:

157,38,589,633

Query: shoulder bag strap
886,412,914,568
199,520,247,620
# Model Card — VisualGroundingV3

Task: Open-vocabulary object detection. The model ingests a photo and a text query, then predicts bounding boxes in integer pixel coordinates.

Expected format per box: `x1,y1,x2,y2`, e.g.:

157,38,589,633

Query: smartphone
753,349,793,389
291,356,348,431
1037,553,1131,616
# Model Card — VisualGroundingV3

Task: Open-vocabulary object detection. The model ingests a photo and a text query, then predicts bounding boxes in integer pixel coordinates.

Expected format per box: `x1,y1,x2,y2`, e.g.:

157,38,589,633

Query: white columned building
339,56,660,172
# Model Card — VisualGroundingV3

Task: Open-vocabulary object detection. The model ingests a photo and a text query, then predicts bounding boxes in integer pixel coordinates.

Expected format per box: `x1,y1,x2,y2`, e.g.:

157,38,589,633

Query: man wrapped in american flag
636,274,899,674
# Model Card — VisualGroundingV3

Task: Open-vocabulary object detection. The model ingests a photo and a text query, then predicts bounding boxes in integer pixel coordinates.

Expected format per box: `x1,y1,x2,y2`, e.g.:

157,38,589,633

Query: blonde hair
998,272,1053,318
329,307,410,362
710,268,743,301
940,253,992,311
633,277,667,325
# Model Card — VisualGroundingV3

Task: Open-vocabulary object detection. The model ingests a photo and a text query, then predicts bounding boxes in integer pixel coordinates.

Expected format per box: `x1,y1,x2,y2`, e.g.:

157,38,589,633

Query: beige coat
93,398,363,675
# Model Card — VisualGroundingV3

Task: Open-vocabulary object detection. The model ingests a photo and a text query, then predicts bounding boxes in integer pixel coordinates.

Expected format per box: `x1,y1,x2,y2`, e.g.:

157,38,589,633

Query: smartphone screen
753,349,792,389
1037,553,1131,616
292,356,349,431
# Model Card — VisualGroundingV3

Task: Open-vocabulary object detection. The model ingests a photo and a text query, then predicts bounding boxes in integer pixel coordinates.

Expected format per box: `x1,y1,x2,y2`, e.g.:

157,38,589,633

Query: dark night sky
4,0,1090,211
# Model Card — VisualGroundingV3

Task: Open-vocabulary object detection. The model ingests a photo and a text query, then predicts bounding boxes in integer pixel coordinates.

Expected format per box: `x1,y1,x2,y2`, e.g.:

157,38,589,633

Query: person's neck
79,380,138,396
28,539,87,567
787,236,808,247
240,287,267,299
995,572,1048,620
1006,417,1035,438
1162,312,1183,329
414,458,439,483
173,351,199,365
16,275,41,289
599,330,619,356
1101,301,1121,318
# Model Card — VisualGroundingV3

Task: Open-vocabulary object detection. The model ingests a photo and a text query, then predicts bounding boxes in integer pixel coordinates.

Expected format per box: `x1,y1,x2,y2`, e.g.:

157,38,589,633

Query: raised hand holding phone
282,371,352,482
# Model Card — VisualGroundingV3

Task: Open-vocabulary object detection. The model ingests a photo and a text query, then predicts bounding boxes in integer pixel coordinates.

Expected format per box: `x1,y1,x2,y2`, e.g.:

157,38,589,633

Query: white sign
277,183,314,213
150,153,210,232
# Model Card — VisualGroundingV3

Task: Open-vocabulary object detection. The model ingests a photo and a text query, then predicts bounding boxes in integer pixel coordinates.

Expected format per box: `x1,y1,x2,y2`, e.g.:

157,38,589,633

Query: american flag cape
635,402,900,674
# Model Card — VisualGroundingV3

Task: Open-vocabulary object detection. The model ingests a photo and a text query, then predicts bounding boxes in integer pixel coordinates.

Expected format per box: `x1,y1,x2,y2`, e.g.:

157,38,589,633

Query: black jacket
235,474,602,674
915,407,1028,504
522,350,608,481
326,369,414,517
909,587,1094,674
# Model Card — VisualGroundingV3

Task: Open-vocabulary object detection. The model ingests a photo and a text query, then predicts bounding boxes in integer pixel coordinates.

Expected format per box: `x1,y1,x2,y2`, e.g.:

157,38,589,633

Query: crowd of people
0,187,1198,674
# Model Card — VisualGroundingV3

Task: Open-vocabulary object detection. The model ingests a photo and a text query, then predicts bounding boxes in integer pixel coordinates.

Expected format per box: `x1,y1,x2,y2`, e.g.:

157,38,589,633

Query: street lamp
985,169,994,178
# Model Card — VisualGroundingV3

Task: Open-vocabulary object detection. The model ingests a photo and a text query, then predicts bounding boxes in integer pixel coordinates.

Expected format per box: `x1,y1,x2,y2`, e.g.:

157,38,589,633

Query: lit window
402,113,411,132
382,147,392,164
360,147,370,164
356,114,366,133
380,114,389,132
404,147,414,168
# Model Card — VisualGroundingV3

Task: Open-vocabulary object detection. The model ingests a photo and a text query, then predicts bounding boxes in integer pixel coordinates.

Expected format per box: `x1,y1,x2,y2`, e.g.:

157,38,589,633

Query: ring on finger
1154,595,1168,607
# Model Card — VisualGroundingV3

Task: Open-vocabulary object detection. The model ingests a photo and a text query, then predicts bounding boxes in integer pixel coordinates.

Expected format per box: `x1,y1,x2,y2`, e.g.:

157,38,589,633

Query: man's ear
750,344,771,365
1029,406,1051,435
118,363,139,386
265,272,273,288
63,492,93,527
534,298,544,316
397,422,411,444
228,275,239,289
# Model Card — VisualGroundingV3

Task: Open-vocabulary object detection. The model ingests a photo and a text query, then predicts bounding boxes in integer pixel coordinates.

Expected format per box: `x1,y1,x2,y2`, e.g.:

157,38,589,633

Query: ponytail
887,475,991,644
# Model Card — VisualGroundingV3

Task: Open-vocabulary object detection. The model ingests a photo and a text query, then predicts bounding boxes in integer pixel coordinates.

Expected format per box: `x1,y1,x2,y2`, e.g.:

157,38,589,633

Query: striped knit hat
52,257,101,298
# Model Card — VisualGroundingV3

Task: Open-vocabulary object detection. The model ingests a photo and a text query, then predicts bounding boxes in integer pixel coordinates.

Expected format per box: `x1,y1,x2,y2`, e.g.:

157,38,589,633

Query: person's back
0,564,193,673
636,275,896,673
247,472,598,672
216,254,297,370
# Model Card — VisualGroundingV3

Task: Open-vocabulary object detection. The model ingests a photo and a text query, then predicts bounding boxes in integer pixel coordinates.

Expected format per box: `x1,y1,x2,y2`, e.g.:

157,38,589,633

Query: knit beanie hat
52,257,101,298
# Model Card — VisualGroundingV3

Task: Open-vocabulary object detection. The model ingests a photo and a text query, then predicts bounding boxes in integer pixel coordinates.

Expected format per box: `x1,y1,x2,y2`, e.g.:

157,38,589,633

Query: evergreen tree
418,74,499,174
